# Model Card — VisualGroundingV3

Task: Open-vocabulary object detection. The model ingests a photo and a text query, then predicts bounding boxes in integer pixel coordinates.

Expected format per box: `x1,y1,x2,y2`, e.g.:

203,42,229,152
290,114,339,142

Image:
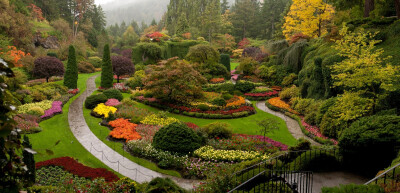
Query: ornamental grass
109,118,141,142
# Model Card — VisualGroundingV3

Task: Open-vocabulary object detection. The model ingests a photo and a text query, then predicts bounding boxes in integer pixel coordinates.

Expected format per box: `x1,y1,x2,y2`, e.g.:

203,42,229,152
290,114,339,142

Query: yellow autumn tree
283,0,335,40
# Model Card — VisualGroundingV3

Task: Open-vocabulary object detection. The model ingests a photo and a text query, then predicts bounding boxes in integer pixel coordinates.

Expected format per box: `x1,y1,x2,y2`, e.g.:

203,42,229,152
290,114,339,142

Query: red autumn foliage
244,90,279,97
289,33,310,45
238,38,251,49
182,32,192,40
36,157,119,182
28,4,45,21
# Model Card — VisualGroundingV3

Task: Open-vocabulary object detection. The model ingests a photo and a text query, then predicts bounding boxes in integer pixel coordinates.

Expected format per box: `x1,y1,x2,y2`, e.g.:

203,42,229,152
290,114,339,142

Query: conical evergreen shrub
64,45,78,89
220,54,231,72
101,44,113,88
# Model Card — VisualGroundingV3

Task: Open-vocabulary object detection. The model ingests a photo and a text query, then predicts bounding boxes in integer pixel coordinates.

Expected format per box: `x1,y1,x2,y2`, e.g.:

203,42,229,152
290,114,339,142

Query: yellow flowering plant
93,103,117,118
194,146,269,162
140,114,179,126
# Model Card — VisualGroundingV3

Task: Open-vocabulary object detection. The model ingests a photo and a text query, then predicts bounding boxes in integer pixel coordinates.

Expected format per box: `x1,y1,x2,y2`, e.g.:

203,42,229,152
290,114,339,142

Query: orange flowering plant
226,96,246,108
0,46,30,67
109,118,141,142
268,97,299,115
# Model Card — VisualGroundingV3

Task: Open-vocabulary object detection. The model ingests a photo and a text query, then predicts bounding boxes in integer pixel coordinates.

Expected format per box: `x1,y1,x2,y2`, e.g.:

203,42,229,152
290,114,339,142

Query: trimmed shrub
281,73,298,87
132,43,162,64
186,44,220,64
47,52,58,58
64,45,78,89
144,177,186,193
84,94,108,109
222,93,233,100
339,115,400,175
220,54,231,72
103,89,123,101
101,44,113,88
152,122,202,155
211,98,226,107
279,85,300,101
202,122,233,139
78,61,96,73
238,57,258,75
197,104,209,111
88,56,102,68
235,80,256,93
27,107,45,116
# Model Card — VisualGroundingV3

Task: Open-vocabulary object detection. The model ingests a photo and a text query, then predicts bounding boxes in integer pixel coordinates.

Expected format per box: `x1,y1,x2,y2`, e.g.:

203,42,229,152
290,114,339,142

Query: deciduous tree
33,56,65,82
112,55,135,83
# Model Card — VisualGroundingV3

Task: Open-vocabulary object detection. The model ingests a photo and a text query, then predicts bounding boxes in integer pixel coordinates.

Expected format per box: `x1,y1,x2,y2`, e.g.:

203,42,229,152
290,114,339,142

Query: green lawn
231,61,240,70
135,102,297,146
28,73,123,177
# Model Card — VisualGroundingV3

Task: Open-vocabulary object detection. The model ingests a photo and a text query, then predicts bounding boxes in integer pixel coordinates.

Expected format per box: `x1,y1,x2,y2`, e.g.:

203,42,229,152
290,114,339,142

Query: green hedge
321,184,384,193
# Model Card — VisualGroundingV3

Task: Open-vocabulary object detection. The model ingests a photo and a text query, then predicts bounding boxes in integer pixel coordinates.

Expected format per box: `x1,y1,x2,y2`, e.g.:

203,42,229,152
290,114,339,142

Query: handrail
365,162,400,185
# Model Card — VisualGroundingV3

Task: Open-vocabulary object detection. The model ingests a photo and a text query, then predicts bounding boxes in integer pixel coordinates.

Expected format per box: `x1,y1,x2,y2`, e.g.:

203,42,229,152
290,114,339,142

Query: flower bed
109,118,141,142
113,83,130,93
134,96,256,119
301,119,338,145
268,97,299,115
14,114,41,133
135,124,162,142
140,114,179,126
209,78,225,84
266,98,337,145
105,98,121,106
194,146,269,162
244,90,279,101
36,157,119,182
67,88,80,95
41,101,62,119
18,100,53,114
93,103,117,118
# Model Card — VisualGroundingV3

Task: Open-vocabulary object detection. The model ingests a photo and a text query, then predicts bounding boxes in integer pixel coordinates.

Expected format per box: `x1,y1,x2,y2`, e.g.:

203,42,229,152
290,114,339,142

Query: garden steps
255,101,320,146
68,74,199,190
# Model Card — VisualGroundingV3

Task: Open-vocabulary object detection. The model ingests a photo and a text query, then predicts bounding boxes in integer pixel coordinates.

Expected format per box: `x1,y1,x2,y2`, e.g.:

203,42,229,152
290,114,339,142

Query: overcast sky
95,0,114,5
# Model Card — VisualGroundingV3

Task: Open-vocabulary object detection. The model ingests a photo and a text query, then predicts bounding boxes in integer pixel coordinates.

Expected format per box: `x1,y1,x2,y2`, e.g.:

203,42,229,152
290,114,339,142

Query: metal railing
365,162,400,188
89,142,155,182
228,148,340,193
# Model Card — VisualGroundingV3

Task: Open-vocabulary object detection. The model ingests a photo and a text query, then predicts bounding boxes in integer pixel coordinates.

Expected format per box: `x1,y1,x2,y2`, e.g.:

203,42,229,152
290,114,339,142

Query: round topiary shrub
103,89,123,101
339,115,400,175
84,94,108,109
152,122,202,155
27,107,45,116
197,104,209,111
144,177,185,193
202,122,233,139
211,98,227,106
235,81,256,93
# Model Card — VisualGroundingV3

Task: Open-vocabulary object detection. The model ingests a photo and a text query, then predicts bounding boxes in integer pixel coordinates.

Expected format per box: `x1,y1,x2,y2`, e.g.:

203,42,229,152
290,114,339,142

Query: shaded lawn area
231,62,239,70
28,73,123,177
135,102,297,146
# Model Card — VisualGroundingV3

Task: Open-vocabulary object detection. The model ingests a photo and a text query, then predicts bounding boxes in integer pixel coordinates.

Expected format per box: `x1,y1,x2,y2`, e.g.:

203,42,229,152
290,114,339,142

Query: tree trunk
364,0,375,18
117,76,120,83
395,0,400,19
46,77,49,82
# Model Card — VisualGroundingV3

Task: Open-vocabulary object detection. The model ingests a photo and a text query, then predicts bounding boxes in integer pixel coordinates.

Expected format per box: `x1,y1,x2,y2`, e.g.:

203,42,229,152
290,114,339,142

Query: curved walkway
68,75,198,190
256,101,320,146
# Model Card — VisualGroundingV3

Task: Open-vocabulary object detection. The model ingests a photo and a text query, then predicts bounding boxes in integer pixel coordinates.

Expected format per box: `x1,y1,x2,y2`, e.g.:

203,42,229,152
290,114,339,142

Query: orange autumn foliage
268,97,299,115
0,46,30,67
28,4,45,21
109,118,141,142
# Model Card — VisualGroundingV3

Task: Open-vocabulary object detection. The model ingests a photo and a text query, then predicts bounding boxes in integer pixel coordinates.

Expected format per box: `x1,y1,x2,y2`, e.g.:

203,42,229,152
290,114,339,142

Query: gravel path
256,101,320,146
68,75,199,190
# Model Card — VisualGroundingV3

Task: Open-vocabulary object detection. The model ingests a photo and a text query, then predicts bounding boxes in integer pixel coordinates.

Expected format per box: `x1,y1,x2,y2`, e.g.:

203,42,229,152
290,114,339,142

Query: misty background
97,0,235,26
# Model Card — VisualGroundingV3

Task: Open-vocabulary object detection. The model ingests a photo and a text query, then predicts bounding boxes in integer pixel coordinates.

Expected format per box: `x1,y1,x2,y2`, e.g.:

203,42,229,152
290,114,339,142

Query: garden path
68,75,199,190
256,101,320,146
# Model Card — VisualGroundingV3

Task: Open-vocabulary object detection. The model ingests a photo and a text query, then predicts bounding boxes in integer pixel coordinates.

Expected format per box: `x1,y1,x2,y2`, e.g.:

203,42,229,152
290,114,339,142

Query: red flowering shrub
36,157,119,182
185,122,200,130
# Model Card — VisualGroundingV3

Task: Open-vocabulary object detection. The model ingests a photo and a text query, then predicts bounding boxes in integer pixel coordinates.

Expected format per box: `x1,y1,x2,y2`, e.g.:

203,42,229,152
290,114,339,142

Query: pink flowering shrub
14,114,41,133
301,118,338,145
113,83,130,92
41,101,63,119
135,124,162,142
105,98,121,106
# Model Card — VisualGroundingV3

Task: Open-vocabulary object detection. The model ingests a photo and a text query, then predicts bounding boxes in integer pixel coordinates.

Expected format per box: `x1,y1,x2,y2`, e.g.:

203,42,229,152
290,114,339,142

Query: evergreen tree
220,54,231,72
64,45,78,89
176,13,189,35
202,0,222,43
151,18,157,26
230,0,260,40
259,0,289,39
221,0,230,13
101,44,113,88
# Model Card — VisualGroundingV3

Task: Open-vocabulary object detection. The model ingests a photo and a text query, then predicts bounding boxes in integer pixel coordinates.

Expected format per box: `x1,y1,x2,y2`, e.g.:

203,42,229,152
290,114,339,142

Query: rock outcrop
33,33,60,49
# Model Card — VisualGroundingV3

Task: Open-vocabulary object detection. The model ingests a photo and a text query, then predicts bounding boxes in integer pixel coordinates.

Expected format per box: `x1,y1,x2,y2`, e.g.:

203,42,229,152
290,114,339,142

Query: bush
288,138,311,151
186,44,220,64
339,115,400,175
211,98,227,106
78,61,96,73
220,54,231,72
125,70,145,89
152,122,202,155
235,80,256,93
321,184,384,193
222,93,233,100
197,104,209,111
144,177,186,193
281,73,297,87
202,122,233,139
47,52,58,58
84,94,108,109
103,89,123,101
88,56,102,68
27,107,45,116
279,85,300,101
238,57,258,75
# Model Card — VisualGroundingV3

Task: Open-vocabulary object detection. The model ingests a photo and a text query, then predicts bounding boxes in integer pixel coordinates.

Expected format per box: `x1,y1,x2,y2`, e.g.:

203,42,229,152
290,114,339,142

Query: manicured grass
231,62,240,70
83,108,182,177
135,102,297,146
28,73,123,177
